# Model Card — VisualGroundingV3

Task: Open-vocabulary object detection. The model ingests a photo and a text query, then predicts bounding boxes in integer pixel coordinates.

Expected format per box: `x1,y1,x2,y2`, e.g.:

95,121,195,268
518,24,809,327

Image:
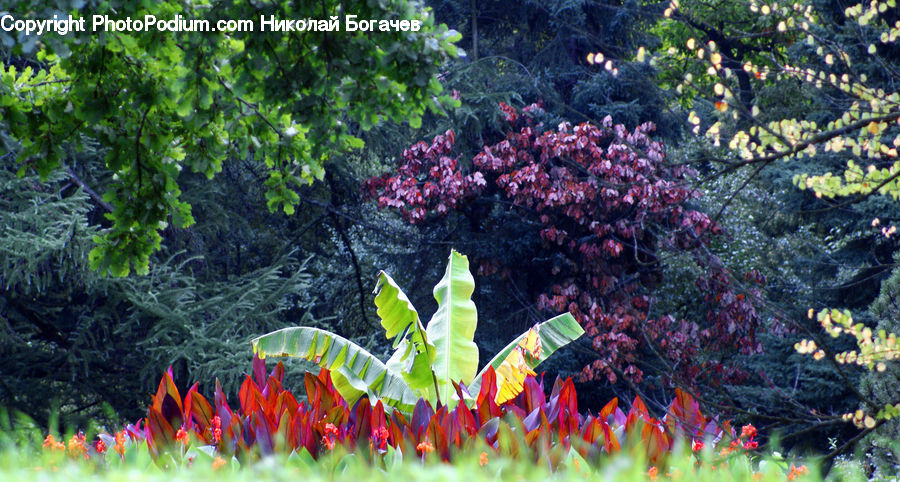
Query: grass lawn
0,430,839,482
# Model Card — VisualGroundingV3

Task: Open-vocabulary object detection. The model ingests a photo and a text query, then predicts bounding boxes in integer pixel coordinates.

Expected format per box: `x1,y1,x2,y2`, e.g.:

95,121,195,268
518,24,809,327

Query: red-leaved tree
364,103,762,387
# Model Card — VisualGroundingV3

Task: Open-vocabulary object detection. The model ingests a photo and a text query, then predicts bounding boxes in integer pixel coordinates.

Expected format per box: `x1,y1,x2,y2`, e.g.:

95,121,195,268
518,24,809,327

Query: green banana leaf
467,312,584,397
251,326,419,413
425,249,479,405
374,271,436,391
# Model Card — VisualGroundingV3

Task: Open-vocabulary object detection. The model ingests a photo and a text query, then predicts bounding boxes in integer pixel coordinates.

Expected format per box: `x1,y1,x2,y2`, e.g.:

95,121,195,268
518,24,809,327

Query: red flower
211,415,222,444
743,440,758,450
175,426,189,445
322,422,339,450
691,439,704,452
95,438,107,454
372,426,389,451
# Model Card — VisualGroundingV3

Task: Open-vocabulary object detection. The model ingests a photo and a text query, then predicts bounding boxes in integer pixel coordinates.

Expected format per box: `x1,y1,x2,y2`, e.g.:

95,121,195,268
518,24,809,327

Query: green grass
0,429,830,482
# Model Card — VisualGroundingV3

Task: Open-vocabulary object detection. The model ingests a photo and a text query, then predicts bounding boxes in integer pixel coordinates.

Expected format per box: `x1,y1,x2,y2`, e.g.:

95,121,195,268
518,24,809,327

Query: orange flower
175,426,189,445
416,441,434,454
42,434,64,451
322,435,335,450
648,466,658,481
67,433,88,459
787,464,809,480
479,451,488,466
212,456,227,471
740,424,757,439
114,430,126,459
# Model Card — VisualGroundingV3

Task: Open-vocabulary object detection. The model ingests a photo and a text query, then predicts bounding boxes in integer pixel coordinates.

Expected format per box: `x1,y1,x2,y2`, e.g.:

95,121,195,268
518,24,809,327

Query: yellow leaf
493,327,542,404
520,327,542,361
495,348,534,404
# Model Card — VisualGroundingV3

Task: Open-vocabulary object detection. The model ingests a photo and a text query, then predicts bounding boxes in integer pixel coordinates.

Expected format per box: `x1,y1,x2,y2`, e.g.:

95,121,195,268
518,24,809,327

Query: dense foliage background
2,0,899,478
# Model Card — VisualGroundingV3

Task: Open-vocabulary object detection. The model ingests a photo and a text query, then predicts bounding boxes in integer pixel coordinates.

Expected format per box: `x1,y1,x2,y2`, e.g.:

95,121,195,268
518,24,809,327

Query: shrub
364,104,762,387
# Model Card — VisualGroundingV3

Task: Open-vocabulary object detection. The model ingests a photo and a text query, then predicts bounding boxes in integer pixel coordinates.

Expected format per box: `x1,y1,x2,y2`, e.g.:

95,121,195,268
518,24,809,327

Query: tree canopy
1,0,459,276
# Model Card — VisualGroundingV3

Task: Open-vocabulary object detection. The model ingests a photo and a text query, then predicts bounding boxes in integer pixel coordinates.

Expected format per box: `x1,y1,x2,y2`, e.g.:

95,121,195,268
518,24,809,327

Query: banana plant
252,249,584,414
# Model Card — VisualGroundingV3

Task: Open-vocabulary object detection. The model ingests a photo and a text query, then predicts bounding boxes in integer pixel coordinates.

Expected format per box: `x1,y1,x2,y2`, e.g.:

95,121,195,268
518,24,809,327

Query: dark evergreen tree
859,256,900,475
0,161,316,428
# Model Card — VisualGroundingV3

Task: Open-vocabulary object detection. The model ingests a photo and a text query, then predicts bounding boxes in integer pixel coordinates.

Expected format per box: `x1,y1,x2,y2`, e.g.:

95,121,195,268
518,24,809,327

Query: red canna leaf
253,353,267,391
426,415,449,460
265,376,284,407
521,376,546,414
146,406,175,461
630,395,649,418
214,379,234,420
160,394,183,432
276,410,292,452
273,390,299,422
666,388,705,437
478,417,500,447
625,395,651,435
323,405,346,426
476,367,501,425
271,362,285,384
390,411,408,450
131,365,740,465
454,398,479,437
641,421,671,463
252,412,274,455
185,384,214,442
559,378,578,418
152,370,182,415
183,383,198,429
476,366,499,407
371,400,387,435
599,397,618,421
352,398,372,443
238,375,260,417
411,399,434,438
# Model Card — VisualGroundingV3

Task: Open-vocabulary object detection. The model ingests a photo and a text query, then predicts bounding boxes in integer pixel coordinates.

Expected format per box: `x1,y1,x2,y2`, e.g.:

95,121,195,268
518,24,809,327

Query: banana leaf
425,249,479,405
467,313,584,398
251,327,419,413
374,271,436,391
